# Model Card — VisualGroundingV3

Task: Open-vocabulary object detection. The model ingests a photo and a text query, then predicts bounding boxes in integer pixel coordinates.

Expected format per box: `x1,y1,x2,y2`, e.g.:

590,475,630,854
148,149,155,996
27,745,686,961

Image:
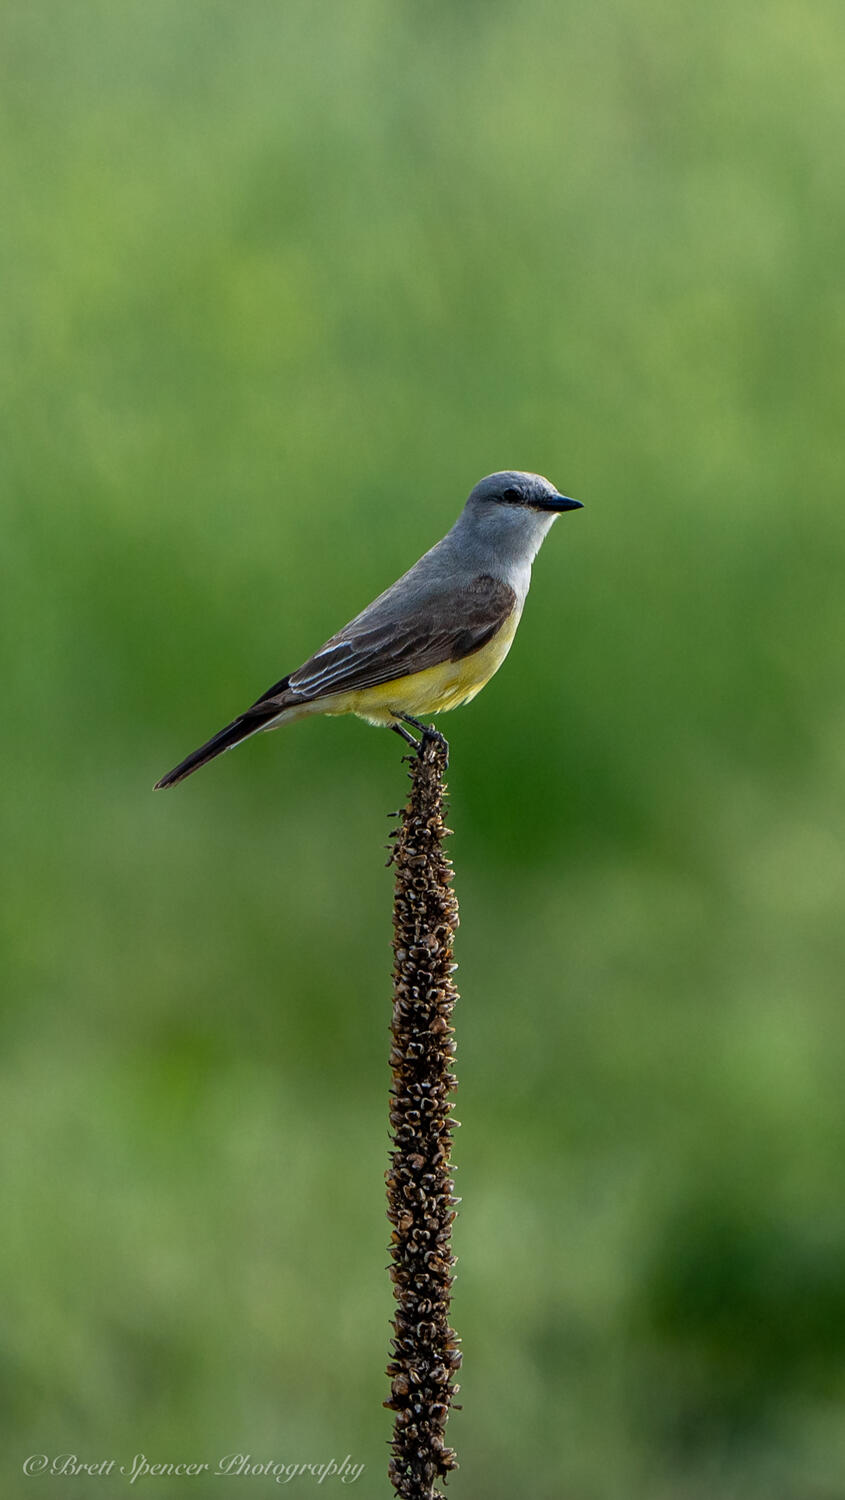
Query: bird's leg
399,713,450,765
391,720,420,750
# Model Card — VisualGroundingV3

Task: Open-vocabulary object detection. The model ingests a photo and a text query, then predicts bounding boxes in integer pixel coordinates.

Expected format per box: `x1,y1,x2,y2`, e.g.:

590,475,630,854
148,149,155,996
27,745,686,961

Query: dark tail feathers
154,675,291,789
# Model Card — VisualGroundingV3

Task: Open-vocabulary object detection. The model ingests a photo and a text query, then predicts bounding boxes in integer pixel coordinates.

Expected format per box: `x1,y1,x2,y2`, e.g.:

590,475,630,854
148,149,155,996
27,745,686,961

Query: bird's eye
502,487,522,504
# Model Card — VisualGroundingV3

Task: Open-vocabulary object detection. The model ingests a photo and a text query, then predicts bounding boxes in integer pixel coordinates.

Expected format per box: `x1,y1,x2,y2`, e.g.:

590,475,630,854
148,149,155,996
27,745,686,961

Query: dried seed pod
385,735,461,1499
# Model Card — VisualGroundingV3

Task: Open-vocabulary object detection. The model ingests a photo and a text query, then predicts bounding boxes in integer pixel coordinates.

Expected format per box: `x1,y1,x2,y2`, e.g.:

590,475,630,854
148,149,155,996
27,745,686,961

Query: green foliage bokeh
3,3,845,1496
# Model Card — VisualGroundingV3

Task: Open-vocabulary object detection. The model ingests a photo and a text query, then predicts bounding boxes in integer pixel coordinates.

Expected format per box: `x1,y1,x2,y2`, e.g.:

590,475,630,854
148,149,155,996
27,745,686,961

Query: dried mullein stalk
385,734,461,1499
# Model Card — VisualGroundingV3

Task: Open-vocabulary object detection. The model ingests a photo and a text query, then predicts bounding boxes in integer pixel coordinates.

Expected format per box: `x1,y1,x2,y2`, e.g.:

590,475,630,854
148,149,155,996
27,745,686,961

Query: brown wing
264,573,516,706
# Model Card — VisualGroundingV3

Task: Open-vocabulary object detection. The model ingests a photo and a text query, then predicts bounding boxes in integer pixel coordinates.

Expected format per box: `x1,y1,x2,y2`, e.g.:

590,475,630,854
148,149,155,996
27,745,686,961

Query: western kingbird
154,470,582,788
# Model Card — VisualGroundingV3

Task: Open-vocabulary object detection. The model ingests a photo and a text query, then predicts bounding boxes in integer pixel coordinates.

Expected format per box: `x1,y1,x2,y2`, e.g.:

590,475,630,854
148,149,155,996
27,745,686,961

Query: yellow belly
319,607,521,726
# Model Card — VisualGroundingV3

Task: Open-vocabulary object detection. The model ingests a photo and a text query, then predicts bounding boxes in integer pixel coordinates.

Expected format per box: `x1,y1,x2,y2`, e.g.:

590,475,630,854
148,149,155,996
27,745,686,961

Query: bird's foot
397,714,450,767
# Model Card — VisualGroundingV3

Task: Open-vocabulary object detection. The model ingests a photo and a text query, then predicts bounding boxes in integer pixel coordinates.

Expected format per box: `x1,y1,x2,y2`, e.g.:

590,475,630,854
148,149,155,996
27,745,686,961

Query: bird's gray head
466,470,582,516
457,470,583,568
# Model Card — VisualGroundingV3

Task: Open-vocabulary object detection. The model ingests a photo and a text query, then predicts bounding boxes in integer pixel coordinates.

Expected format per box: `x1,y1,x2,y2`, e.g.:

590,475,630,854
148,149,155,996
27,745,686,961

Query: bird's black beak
534,493,583,513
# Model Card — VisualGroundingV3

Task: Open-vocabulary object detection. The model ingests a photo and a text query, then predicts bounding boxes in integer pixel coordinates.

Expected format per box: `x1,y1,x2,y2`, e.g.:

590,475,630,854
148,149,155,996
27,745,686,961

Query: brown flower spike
385,734,461,1499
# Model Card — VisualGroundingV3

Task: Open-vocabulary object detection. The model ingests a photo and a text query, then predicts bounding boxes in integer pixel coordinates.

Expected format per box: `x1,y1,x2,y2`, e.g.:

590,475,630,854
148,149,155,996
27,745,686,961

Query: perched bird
155,470,582,788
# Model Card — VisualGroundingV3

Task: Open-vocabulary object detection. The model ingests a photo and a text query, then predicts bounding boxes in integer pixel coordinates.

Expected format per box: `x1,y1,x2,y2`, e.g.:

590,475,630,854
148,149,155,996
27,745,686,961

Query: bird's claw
391,715,449,766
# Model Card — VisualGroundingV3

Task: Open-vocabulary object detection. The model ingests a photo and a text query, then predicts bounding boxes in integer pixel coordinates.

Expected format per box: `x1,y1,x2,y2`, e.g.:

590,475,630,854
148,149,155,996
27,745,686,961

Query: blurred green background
3,2,845,1496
